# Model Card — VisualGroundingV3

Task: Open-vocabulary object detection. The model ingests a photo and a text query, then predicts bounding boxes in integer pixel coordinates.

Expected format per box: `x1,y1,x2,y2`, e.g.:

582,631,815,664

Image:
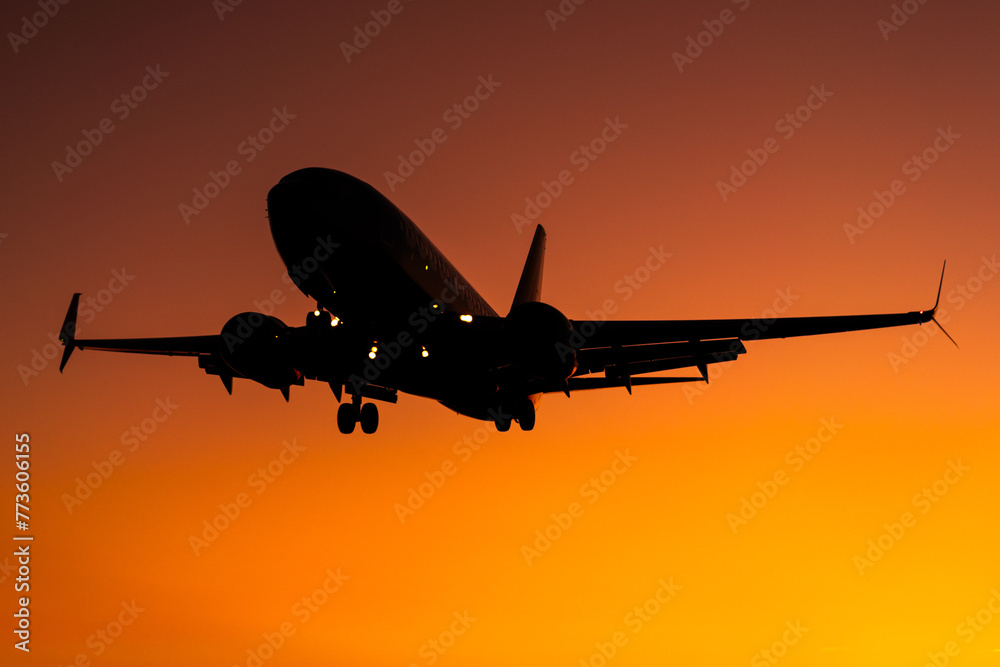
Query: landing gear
494,413,511,432
493,399,536,432
337,397,380,435
514,399,535,431
360,402,379,434
337,403,356,434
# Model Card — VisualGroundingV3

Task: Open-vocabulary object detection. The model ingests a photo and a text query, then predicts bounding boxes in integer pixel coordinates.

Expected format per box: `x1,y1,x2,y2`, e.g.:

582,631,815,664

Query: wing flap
559,375,706,392
575,338,745,375
570,310,933,349
72,335,220,357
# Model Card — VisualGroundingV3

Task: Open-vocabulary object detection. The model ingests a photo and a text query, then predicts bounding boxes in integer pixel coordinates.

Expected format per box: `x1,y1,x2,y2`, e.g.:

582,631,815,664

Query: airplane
58,167,952,434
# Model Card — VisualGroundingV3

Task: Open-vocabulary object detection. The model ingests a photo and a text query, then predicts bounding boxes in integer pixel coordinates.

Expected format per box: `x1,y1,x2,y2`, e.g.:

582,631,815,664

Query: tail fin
58,293,81,372
510,225,546,312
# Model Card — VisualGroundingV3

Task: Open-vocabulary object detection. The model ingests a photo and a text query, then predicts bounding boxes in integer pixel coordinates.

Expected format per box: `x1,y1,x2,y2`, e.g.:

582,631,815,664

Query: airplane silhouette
58,168,951,434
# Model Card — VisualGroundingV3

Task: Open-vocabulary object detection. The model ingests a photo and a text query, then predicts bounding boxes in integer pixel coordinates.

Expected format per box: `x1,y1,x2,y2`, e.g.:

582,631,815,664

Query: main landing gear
337,395,379,434
493,399,535,432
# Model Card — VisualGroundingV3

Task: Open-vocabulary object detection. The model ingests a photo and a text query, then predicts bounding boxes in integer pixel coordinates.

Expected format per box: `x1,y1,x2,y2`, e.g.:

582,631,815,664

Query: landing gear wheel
494,412,511,432
515,400,535,431
360,402,379,434
337,402,357,434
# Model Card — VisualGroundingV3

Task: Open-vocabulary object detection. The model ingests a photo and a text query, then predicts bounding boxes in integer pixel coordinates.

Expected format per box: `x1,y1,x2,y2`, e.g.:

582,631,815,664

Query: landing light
331,316,340,327
313,309,321,316
369,344,378,360
459,314,473,323
421,346,429,358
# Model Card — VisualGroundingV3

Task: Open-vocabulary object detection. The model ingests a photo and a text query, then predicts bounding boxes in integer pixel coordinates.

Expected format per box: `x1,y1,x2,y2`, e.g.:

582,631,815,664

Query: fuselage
265,167,510,418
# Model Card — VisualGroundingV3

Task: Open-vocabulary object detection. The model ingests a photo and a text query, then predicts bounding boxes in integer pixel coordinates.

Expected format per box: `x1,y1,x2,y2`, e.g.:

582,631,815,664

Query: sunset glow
3,1,999,666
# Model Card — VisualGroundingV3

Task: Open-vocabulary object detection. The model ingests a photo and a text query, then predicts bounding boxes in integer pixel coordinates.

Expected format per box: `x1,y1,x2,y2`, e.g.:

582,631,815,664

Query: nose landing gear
337,395,380,434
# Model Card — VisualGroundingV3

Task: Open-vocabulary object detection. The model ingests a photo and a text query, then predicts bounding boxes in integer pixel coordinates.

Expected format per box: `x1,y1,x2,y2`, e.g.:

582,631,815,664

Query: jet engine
219,312,302,389
503,301,577,382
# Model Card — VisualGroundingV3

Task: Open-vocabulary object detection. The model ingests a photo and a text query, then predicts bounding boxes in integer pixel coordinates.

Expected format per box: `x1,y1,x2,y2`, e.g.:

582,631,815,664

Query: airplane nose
269,168,351,216
266,168,388,275
267,168,374,223
277,167,350,186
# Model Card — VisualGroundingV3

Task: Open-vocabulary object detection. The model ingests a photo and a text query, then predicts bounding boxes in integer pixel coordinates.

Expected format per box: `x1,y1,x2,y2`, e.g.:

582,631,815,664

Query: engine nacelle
503,301,577,382
219,312,301,389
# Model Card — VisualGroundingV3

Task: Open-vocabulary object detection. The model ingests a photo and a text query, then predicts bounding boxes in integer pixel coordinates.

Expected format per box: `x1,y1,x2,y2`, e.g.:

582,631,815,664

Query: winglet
929,261,959,349
932,260,946,313
58,293,81,372
510,225,546,312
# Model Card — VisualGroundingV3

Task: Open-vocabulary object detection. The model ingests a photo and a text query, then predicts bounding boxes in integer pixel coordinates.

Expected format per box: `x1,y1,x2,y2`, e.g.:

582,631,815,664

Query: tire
517,400,535,431
360,402,379,434
494,414,511,432
337,403,356,434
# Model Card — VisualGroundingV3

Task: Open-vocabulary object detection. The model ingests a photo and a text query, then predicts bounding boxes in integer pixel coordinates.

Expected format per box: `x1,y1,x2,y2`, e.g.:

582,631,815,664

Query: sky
2,0,999,665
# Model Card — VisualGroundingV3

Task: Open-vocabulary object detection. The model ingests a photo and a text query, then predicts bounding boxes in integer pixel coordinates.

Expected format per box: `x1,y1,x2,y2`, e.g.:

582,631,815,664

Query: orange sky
2,1,999,665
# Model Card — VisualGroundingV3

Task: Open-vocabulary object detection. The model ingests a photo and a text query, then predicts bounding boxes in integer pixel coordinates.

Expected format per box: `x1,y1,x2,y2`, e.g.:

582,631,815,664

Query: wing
58,293,249,396
553,263,953,394
57,294,219,369
56,294,393,403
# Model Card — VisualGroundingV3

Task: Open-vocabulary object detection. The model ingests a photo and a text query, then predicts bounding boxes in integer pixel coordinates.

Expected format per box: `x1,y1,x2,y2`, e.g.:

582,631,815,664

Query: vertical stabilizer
510,225,546,312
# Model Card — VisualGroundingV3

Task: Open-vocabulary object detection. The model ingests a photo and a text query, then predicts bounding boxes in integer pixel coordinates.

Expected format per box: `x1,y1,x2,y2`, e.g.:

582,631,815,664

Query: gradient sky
3,1,999,665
